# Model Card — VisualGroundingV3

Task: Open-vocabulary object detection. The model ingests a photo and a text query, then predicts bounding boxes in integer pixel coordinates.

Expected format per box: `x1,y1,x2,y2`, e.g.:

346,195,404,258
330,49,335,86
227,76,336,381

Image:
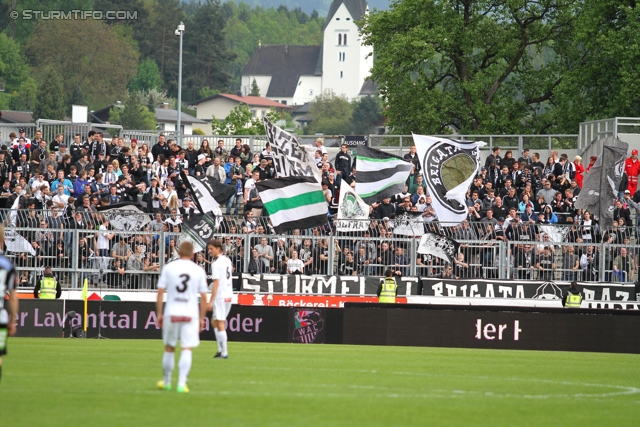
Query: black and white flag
413,134,486,223
575,137,628,228
181,171,235,216
263,117,322,183
417,232,460,264
181,213,218,253
393,212,425,236
4,230,36,255
96,202,151,235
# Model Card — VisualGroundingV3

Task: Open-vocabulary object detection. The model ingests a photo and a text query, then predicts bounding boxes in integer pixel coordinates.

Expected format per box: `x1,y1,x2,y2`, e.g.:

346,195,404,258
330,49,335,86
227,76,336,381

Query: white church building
240,0,375,106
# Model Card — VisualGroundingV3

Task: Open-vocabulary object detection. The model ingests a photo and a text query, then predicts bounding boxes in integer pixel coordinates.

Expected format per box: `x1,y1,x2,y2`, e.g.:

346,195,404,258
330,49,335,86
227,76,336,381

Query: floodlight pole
176,22,185,148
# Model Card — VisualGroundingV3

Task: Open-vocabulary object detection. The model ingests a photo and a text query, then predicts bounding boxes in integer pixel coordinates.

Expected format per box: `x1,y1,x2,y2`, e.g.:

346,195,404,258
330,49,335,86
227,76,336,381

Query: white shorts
212,298,232,321
163,316,200,349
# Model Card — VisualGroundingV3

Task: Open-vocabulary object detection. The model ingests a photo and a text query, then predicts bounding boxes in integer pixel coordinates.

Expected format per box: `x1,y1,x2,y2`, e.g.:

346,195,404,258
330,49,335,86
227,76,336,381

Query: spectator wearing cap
625,148,640,195
180,196,196,220
12,127,31,150
129,138,139,156
194,154,207,176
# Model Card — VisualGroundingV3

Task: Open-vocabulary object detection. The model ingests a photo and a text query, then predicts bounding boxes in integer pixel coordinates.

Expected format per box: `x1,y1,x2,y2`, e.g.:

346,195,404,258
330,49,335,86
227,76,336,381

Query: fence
6,210,640,292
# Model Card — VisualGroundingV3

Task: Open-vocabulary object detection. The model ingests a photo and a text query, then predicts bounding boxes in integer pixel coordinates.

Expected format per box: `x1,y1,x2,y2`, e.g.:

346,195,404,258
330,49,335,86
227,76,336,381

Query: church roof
326,0,369,26
242,45,323,98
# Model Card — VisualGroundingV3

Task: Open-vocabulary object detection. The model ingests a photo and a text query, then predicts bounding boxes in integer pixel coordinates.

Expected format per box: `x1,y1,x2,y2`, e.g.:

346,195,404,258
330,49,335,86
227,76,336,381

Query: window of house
339,52,345,62
251,109,256,117
338,33,342,45
344,34,347,45
340,71,343,78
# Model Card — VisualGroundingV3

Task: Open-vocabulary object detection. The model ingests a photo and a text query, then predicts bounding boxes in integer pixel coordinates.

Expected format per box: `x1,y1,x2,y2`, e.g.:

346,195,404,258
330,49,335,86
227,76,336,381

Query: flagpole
83,277,88,335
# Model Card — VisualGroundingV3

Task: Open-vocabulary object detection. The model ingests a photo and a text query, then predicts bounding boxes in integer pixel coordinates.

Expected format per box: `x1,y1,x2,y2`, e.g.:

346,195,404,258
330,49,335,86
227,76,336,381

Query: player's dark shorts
0,323,8,356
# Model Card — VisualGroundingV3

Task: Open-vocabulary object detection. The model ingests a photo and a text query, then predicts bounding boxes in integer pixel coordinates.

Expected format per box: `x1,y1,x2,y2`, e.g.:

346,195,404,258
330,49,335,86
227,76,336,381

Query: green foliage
550,1,640,132
351,95,384,135
12,77,38,111
183,0,236,101
129,59,163,92
0,33,29,92
306,91,353,135
192,128,205,135
109,98,157,131
198,87,220,99
33,68,65,121
360,0,578,134
137,0,185,97
26,18,138,110
211,104,279,135
250,78,260,96
0,0,94,44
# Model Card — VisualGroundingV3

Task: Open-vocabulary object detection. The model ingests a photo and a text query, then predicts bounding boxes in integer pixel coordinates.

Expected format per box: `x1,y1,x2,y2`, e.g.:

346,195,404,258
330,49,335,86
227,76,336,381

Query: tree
130,88,172,112
250,78,260,96
137,0,185,97
360,0,578,134
183,0,237,101
351,96,384,135
109,98,157,130
10,77,37,111
306,91,353,135
33,68,65,121
26,18,138,110
211,104,279,135
550,1,640,132
129,59,163,92
198,86,220,99
0,33,29,92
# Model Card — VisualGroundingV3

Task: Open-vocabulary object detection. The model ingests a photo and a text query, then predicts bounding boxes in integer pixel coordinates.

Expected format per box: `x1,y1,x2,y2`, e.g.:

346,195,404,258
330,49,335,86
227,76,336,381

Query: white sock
162,351,174,385
214,329,222,353
219,330,228,356
178,350,192,388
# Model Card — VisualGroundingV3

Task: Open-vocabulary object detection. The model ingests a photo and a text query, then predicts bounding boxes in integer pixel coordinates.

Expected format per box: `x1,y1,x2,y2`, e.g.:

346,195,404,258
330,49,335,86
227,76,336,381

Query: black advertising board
422,278,636,301
241,274,420,296
16,300,290,342
342,304,640,354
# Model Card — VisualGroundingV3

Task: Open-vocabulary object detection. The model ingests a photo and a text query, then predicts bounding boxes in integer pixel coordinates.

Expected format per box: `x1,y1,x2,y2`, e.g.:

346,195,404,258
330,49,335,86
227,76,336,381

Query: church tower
321,0,374,100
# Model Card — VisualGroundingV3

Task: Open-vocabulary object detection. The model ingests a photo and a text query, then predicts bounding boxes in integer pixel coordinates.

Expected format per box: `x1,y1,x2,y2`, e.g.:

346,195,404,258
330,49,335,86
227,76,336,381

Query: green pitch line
1,339,639,427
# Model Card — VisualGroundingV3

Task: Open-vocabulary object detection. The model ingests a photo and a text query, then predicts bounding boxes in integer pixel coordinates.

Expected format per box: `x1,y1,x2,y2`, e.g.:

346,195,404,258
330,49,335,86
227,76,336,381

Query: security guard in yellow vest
562,281,582,308
377,269,397,303
34,266,61,299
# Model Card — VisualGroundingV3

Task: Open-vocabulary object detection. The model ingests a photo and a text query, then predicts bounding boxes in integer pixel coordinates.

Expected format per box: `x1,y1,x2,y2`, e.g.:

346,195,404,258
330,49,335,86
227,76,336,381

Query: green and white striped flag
355,145,414,204
256,176,329,233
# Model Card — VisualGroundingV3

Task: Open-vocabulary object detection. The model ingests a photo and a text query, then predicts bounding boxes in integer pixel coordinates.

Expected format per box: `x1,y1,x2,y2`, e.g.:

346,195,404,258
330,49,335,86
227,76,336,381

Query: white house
240,0,374,106
187,94,292,134
155,108,206,136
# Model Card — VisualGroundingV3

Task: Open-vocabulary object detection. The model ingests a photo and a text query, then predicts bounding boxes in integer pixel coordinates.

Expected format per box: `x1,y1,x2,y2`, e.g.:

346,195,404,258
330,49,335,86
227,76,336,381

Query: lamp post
175,21,185,148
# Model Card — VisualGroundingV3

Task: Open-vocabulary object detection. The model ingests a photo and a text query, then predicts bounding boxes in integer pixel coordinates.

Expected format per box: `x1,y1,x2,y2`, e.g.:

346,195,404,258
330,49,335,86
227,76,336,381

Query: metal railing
7,212,639,292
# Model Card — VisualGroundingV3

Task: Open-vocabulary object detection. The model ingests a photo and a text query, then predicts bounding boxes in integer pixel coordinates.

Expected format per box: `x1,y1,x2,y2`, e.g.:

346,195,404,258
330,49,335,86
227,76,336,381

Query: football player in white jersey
155,241,208,393
207,239,234,359
0,224,18,385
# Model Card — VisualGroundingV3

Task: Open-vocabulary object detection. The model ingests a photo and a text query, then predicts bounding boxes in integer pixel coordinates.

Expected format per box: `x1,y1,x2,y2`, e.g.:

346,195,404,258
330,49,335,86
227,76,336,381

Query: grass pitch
2,339,639,426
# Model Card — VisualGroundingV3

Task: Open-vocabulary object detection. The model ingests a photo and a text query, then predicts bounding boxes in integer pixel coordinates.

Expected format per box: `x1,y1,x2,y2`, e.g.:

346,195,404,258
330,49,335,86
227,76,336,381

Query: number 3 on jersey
177,274,189,293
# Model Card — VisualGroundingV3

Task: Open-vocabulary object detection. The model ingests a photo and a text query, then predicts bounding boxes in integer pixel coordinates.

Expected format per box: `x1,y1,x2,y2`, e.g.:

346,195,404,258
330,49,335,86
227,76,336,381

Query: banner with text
421,278,635,301
241,274,420,296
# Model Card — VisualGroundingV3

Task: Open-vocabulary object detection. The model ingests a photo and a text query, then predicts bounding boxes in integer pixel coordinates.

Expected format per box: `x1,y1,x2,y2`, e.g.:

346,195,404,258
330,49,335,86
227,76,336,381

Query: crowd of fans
1,127,638,287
